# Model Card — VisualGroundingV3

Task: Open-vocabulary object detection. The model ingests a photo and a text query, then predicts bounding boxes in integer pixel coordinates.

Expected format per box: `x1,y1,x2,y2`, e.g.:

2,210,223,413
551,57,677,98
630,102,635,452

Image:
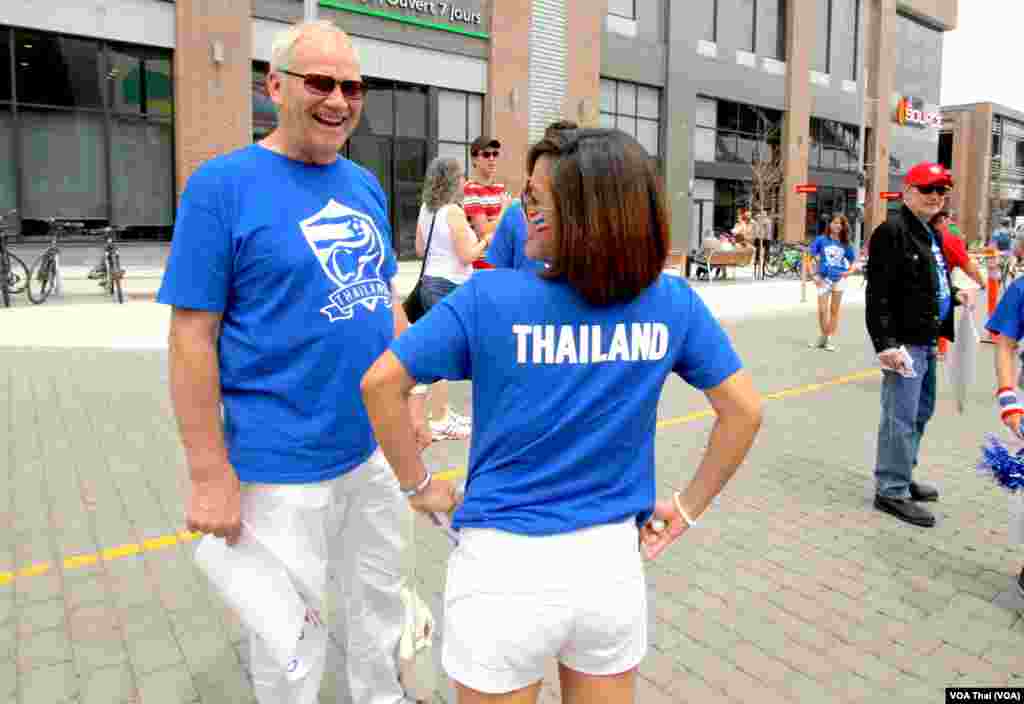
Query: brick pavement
1,295,1022,704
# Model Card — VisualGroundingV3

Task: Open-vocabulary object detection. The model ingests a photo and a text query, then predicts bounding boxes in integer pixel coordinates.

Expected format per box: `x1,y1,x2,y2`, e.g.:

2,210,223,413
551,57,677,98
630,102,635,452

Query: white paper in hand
879,346,916,377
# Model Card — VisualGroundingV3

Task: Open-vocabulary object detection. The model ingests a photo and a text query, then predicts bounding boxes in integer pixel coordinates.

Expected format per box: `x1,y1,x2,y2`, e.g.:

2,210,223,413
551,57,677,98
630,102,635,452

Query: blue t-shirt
484,201,546,272
993,228,1012,252
929,231,952,321
390,271,743,536
157,145,398,484
987,278,1024,340
809,236,856,281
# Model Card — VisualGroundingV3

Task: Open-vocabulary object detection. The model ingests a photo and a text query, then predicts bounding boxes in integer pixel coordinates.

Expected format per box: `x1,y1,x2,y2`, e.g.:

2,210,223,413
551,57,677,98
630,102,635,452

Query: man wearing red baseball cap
865,162,971,527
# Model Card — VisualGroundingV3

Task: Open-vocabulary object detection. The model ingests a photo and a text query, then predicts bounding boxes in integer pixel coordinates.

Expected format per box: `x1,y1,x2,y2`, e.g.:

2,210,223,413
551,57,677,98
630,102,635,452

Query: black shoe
909,481,939,502
1017,567,1024,599
874,495,936,527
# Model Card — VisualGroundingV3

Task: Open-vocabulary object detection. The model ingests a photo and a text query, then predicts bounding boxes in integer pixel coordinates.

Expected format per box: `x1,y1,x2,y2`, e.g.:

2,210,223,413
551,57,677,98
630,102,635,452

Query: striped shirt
463,180,506,227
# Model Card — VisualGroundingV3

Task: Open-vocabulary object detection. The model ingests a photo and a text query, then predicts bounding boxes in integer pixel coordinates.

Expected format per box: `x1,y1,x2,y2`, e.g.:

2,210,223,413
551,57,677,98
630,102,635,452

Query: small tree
750,138,783,239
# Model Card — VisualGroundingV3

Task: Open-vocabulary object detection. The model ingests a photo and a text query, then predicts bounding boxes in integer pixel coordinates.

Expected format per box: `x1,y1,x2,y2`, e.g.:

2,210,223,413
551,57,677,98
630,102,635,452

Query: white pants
245,449,409,704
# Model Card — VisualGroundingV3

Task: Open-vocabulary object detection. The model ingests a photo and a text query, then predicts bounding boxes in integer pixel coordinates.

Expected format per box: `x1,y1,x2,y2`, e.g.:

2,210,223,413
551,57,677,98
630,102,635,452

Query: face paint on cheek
529,212,550,233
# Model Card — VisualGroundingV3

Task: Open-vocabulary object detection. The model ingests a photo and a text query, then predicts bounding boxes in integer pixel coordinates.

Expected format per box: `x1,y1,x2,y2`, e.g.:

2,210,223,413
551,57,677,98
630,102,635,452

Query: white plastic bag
1010,491,1024,545
945,304,981,413
398,584,437,701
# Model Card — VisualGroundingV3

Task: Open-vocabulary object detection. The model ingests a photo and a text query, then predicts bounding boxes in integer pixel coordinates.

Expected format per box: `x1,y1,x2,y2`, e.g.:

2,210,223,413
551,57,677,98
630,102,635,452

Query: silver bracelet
402,470,432,498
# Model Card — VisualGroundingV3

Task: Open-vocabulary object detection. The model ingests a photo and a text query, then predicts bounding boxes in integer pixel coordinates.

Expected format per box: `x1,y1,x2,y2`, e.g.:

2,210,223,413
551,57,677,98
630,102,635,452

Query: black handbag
402,209,438,324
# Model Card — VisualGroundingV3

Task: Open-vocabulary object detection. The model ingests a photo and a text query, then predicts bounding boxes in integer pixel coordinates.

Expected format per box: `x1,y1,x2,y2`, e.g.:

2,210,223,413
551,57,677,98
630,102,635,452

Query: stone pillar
486,3,531,194
863,0,897,239
780,0,816,243
564,1,603,129
174,0,252,198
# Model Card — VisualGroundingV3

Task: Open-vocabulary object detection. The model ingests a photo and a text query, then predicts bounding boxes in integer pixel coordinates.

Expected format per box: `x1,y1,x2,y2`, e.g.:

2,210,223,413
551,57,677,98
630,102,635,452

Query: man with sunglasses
158,20,418,704
866,162,971,528
463,136,510,251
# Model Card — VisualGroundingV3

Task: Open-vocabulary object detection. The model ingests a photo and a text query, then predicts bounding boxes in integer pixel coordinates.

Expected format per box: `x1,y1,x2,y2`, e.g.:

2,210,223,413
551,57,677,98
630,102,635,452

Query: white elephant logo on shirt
300,199,392,322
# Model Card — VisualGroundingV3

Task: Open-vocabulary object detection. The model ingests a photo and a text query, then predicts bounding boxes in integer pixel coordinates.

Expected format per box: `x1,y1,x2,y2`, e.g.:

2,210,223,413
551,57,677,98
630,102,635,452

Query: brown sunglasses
280,70,366,100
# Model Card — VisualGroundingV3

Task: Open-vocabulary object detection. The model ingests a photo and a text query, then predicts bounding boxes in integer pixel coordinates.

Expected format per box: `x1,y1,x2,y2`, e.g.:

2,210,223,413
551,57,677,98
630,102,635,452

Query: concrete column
780,0,816,243
564,2,603,129
664,1,696,260
486,2,531,194
969,104,995,245
863,0,897,238
173,0,252,198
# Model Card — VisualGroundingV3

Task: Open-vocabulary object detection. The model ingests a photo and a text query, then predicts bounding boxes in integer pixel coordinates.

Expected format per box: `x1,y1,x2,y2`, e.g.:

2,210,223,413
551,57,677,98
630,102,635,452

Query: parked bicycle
763,240,808,278
90,226,126,304
27,218,84,304
0,209,29,308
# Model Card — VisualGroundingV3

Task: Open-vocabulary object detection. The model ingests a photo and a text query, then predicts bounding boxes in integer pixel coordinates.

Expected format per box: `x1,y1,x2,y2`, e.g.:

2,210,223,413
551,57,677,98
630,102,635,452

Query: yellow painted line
1,368,882,586
18,562,51,578
102,544,142,561
63,554,99,569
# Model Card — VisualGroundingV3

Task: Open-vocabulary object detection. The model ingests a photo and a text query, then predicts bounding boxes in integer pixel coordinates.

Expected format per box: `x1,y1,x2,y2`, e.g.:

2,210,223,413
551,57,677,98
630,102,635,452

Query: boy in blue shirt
485,120,577,272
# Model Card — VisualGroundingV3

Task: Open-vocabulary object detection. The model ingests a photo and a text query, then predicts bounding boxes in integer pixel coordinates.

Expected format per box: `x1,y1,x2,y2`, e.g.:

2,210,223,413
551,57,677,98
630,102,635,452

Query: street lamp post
855,0,867,251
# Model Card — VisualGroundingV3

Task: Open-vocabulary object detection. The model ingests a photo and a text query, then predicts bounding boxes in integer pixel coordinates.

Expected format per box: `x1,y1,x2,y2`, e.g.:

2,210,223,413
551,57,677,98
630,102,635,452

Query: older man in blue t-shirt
158,21,415,704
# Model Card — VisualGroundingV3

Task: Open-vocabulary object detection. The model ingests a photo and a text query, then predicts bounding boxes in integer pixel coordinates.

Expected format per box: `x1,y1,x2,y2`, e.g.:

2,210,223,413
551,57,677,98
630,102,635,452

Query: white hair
270,20,358,71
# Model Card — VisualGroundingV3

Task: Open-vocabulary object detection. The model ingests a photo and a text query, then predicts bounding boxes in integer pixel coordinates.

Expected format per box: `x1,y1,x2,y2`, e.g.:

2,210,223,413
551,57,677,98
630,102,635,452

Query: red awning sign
795,184,817,194
881,192,903,201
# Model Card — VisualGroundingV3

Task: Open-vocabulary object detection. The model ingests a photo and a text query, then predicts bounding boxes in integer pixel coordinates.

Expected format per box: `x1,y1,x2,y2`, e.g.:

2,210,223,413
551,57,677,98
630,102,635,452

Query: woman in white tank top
411,157,489,441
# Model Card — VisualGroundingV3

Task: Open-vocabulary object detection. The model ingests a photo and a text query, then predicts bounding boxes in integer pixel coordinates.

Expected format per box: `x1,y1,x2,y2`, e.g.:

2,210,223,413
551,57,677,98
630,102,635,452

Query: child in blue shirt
808,214,858,351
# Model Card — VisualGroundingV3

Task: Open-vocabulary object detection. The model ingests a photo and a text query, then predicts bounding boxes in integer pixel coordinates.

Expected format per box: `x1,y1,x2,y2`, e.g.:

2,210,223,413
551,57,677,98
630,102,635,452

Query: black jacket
865,204,960,353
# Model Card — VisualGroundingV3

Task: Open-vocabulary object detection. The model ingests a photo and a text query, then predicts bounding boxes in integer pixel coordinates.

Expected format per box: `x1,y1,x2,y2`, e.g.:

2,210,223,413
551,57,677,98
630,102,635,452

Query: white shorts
817,277,847,296
442,520,647,694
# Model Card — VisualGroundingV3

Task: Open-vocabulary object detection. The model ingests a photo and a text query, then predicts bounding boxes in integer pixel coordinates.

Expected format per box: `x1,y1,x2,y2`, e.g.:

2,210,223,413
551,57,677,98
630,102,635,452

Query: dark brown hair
543,119,578,140
829,213,851,245
526,128,669,306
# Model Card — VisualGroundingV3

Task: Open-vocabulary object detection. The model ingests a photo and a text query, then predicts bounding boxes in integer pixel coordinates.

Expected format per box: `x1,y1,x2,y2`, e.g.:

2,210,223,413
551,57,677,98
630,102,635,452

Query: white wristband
673,491,698,528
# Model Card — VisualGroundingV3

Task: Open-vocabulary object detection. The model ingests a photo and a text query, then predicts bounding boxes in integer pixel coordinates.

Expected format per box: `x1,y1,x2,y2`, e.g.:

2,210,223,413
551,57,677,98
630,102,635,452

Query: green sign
320,0,488,39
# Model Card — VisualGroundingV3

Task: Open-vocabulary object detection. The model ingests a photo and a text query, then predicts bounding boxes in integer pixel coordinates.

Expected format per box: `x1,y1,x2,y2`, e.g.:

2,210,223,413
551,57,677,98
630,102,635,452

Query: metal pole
855,0,867,251
304,0,317,21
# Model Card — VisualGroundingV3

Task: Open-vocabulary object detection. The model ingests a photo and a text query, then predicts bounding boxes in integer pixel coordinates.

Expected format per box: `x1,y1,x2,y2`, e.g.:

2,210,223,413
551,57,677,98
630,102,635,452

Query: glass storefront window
0,108,14,211
361,80,394,136
394,86,427,139
15,32,102,108
437,88,483,174
601,77,662,157
107,47,172,117
0,30,10,101
809,117,859,172
19,109,107,219
111,118,173,225
252,63,277,140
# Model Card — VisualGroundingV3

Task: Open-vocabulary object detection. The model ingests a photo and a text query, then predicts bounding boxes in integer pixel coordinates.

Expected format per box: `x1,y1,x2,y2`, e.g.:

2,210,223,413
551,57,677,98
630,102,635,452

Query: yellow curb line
1,368,881,586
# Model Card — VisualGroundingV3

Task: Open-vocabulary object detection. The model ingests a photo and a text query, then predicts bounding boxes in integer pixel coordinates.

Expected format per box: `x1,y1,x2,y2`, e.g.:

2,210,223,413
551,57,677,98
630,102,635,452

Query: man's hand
186,467,241,545
956,289,974,309
414,423,433,452
639,499,689,560
409,477,460,515
878,347,907,372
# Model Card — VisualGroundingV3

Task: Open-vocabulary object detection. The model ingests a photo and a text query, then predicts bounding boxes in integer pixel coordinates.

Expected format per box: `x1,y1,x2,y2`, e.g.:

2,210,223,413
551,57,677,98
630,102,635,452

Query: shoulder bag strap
417,209,439,283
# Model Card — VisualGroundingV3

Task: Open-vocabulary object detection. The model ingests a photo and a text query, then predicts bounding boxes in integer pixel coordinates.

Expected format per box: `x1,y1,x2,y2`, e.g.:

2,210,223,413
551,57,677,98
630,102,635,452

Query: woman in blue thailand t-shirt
362,129,763,704
808,214,858,352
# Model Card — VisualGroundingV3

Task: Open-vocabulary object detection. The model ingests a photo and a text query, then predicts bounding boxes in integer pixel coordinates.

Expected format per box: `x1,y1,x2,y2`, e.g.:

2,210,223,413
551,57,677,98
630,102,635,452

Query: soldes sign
895,96,942,129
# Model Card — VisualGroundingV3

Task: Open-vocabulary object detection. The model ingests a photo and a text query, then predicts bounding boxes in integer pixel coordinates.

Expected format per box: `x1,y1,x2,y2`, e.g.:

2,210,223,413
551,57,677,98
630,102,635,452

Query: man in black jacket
866,162,971,527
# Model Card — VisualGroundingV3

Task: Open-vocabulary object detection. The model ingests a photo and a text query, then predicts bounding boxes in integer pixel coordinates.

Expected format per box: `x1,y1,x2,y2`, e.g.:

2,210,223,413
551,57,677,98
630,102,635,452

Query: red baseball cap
904,162,953,188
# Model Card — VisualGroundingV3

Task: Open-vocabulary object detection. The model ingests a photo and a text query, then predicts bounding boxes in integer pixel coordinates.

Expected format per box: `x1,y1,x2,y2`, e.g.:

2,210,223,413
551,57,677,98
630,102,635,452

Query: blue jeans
420,275,458,310
874,344,937,498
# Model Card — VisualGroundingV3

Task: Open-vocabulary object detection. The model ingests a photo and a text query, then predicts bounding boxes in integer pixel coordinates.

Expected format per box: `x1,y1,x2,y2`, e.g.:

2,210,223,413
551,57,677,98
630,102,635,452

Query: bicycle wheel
0,253,9,308
27,254,56,304
108,251,124,304
7,252,29,295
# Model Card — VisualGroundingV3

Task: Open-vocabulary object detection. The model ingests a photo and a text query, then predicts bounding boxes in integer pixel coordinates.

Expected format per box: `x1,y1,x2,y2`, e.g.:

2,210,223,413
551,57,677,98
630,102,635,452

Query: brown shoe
874,495,935,527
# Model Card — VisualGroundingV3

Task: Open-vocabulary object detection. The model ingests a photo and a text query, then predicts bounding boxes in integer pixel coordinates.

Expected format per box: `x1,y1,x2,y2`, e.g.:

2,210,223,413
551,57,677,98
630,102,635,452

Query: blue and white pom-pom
977,435,1024,492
